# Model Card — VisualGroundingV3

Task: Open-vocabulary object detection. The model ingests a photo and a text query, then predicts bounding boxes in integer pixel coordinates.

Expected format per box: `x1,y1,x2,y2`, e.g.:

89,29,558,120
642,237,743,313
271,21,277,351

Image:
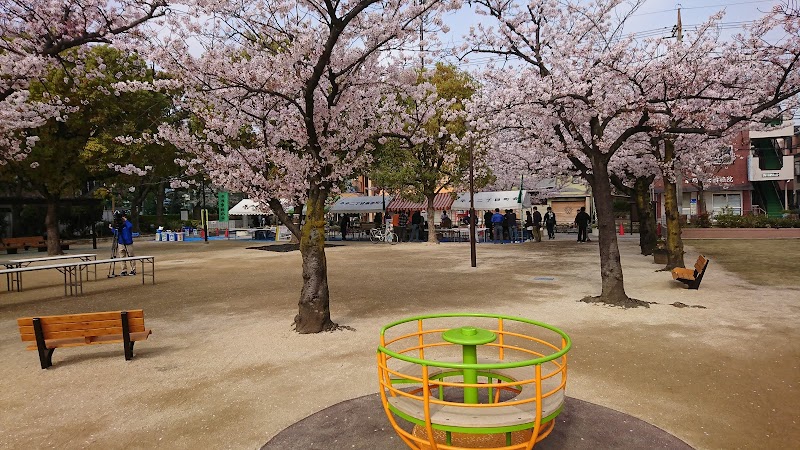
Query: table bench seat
1,256,154,296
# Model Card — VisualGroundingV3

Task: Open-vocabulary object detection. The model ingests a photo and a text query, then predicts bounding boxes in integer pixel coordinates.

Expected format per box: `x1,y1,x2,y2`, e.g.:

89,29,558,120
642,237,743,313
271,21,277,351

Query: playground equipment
377,313,571,450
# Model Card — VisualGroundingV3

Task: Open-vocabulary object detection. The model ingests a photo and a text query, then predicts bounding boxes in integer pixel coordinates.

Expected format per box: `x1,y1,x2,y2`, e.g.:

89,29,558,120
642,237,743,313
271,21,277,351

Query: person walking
410,210,422,242
339,214,349,240
544,207,557,240
397,210,408,242
574,206,591,242
118,212,136,276
532,206,543,242
491,208,504,243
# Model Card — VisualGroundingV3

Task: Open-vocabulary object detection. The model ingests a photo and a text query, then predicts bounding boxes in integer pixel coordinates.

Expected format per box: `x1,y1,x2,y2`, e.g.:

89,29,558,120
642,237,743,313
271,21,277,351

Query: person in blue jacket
117,211,136,276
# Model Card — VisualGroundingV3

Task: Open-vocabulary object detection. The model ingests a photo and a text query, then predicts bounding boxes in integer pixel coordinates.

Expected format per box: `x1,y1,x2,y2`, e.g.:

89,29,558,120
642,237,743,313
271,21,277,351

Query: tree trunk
697,184,706,216
45,198,63,255
426,194,438,244
586,154,644,306
633,176,657,256
293,189,337,333
131,203,142,233
662,140,685,270
156,181,165,225
11,181,23,236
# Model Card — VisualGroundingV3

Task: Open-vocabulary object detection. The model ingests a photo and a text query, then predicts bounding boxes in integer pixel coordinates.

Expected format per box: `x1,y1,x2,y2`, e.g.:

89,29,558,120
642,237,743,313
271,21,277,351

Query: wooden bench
671,255,710,290
1,237,73,254
3,236,46,254
17,310,152,369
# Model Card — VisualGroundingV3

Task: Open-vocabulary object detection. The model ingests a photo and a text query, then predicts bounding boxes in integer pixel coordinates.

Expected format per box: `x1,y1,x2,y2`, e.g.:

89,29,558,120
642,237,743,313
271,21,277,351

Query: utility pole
673,7,684,221
419,0,425,68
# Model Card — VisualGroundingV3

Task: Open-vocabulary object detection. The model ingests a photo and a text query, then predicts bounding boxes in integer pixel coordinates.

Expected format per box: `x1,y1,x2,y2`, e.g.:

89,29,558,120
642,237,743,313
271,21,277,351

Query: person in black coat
574,207,591,242
532,207,543,242
339,214,349,240
543,207,557,240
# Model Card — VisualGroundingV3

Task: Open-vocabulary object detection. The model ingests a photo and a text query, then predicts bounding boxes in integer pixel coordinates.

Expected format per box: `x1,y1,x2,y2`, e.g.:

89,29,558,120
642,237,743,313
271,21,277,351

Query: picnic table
4,254,98,289
0,255,155,296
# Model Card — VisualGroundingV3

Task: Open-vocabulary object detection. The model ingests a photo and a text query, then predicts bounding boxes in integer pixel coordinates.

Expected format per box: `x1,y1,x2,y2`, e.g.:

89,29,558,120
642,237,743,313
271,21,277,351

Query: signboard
218,192,229,222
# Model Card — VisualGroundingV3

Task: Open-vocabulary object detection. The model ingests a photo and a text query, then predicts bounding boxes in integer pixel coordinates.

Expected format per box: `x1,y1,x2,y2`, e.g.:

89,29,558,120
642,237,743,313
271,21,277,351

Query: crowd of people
337,206,593,243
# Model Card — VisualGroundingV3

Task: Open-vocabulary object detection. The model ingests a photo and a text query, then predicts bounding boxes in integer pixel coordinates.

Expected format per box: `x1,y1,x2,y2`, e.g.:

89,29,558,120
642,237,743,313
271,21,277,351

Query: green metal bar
506,432,512,446
446,431,452,445
462,344,479,403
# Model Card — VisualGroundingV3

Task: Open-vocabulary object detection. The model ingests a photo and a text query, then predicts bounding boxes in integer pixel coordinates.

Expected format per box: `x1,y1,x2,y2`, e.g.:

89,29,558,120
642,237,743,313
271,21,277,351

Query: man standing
118,212,136,276
491,208,504,243
484,210,494,236
340,214,349,240
574,206,591,242
410,210,422,242
398,210,409,242
544,207,557,240
532,206,543,242
506,209,518,243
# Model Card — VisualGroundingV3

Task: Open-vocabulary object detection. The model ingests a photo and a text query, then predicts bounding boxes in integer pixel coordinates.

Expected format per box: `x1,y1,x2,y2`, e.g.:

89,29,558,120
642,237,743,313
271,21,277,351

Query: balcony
747,155,794,181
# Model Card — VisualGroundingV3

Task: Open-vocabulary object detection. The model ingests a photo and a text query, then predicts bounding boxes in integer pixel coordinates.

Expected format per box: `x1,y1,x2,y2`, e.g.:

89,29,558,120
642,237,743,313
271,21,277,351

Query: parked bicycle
370,226,398,244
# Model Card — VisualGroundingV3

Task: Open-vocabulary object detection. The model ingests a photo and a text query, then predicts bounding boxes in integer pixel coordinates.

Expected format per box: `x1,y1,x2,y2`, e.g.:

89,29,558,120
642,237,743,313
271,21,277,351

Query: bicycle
370,226,398,244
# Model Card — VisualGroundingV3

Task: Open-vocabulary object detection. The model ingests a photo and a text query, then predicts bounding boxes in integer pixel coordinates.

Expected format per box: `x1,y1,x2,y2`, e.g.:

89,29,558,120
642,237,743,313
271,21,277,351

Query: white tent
330,195,393,214
452,191,531,211
228,199,267,215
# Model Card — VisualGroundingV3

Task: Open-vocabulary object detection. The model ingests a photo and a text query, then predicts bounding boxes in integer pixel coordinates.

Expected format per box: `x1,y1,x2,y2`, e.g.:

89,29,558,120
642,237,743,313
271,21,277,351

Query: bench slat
17,310,144,327
20,325,147,341
19,318,144,335
25,330,152,350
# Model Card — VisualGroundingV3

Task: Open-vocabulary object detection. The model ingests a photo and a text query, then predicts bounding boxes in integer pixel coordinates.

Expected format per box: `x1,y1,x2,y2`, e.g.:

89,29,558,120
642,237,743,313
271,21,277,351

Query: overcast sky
436,0,783,69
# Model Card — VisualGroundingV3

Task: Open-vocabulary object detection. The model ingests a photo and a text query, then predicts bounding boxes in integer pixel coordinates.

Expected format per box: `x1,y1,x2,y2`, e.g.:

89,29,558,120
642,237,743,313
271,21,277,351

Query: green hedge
713,214,800,228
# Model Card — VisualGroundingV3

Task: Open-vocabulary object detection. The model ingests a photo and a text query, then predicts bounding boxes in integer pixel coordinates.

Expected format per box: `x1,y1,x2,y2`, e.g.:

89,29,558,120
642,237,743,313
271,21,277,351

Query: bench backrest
4,236,45,246
694,255,709,274
17,310,146,342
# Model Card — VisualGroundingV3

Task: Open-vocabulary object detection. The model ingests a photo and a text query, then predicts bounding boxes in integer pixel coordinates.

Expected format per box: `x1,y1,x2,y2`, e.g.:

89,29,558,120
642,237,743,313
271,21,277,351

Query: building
653,120,798,220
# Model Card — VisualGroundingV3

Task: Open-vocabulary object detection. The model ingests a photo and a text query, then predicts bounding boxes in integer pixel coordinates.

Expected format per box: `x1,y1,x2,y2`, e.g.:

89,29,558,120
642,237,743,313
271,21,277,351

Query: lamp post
469,143,477,268
201,177,208,244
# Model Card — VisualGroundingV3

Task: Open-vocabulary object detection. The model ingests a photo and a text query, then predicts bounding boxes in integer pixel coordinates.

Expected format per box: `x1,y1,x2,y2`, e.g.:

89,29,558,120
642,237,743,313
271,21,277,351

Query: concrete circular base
263,394,693,450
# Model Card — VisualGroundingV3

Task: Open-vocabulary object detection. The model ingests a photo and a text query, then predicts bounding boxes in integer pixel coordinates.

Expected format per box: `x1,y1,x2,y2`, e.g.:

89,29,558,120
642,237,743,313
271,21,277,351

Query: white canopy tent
330,195,393,214
228,199,267,215
452,191,531,211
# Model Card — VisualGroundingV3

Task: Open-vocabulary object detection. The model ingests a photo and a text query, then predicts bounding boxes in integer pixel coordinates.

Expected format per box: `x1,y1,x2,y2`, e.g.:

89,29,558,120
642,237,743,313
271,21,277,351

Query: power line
631,1,777,17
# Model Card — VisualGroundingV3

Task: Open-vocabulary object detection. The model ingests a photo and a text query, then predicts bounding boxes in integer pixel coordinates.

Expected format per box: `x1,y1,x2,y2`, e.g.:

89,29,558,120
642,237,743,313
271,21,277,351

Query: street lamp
469,143,476,268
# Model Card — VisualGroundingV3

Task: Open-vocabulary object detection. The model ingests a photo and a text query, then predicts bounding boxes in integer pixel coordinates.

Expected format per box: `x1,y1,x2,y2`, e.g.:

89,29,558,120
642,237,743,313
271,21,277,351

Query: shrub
713,213,800,228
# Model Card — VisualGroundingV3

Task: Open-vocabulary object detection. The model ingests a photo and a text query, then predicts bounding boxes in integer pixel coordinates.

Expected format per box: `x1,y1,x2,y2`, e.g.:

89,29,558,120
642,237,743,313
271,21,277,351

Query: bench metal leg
33,318,54,369
121,311,133,360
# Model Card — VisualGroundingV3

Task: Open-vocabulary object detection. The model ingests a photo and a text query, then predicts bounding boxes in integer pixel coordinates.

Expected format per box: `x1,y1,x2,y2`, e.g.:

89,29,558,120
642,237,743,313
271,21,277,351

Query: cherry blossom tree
371,63,489,243
135,0,456,332
0,0,168,162
638,8,800,269
466,0,674,306
0,46,161,254
467,0,800,302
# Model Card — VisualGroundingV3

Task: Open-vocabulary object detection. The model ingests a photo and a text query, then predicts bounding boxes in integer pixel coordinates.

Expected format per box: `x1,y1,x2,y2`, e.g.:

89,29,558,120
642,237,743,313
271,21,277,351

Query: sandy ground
0,235,798,450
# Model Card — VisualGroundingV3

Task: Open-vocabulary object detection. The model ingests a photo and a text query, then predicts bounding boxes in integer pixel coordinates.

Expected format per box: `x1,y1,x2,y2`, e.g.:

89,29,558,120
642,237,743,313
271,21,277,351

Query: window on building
711,145,735,165
712,193,742,216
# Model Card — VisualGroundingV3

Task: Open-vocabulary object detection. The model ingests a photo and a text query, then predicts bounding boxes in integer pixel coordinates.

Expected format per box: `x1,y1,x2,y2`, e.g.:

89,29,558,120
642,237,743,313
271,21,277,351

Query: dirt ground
0,235,798,449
